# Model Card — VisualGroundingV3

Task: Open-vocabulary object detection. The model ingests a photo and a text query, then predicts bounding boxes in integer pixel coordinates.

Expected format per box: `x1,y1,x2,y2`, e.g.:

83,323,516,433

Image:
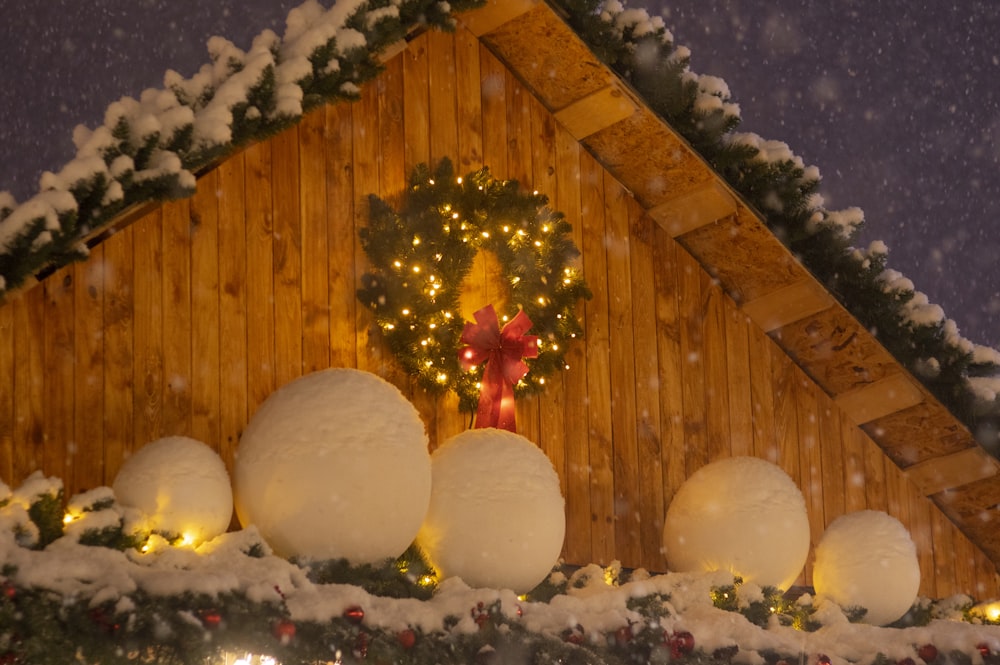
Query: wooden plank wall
0,28,996,600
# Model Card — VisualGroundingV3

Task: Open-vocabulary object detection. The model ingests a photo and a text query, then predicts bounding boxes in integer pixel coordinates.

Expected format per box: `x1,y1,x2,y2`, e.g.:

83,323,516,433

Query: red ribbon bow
458,304,538,432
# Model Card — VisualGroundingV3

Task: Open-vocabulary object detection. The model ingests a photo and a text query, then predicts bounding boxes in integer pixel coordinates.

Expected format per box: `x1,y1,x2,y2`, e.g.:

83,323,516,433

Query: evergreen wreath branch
357,158,591,413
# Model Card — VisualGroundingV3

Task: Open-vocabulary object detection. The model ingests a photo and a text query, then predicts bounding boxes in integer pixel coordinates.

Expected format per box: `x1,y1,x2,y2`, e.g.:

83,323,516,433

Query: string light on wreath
358,158,591,414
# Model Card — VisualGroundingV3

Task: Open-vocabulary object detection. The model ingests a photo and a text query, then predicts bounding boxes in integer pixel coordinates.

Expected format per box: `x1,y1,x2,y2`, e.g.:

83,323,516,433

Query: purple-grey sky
2,0,998,348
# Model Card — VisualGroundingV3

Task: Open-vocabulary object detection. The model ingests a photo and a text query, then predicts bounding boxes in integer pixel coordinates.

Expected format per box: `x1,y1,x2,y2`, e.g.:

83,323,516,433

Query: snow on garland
357,158,590,415
1,0,999,450
0,0,484,295
554,0,1000,453
4,472,1000,665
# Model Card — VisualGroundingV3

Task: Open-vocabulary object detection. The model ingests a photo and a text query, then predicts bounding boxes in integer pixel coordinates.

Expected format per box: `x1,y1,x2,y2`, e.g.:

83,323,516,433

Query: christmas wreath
358,159,591,415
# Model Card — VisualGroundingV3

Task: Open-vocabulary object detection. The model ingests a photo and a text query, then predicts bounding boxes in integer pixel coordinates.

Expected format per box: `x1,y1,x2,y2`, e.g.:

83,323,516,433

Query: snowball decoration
233,368,431,563
112,436,232,544
813,510,920,626
417,428,565,593
662,456,809,589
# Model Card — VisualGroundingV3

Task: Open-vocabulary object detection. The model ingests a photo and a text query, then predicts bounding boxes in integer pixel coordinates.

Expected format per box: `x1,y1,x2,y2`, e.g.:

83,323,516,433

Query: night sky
2,0,998,348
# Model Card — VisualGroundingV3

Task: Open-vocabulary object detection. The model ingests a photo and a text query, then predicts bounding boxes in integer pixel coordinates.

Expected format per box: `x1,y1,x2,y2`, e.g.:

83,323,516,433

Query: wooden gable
0,1,997,599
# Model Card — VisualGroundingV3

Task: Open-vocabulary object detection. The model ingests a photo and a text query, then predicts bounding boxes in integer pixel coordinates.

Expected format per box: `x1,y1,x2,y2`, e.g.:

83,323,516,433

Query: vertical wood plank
299,109,331,375
190,169,221,447
771,345,800,481
531,94,566,508
747,325,777,463
73,248,105,493
677,249,707,476
930,508,957,597
842,411,869,512
480,45,509,178
506,71,540,446
555,124,591,565
581,152,614,565
427,29,459,164
605,176,640,567
244,141,275,417
102,226,134,482
704,281,731,462
455,25,484,172
953,529,979,600
400,31,440,442
12,292,45,478
402,32,431,174
653,229,687,536
43,267,75,485
862,434,889,512
218,154,249,467
272,125,304,388
908,493,936,598
160,197,192,438
819,396,845,525
725,308,753,458
795,376,822,586
0,295,12,482
133,214,164,450
629,205,665,571
353,81,383,378
326,102,357,371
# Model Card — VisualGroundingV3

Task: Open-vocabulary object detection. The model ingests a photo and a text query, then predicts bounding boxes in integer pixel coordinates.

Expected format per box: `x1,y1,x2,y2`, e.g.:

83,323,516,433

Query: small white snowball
813,510,920,626
112,436,232,545
662,456,809,590
417,428,565,593
234,368,430,563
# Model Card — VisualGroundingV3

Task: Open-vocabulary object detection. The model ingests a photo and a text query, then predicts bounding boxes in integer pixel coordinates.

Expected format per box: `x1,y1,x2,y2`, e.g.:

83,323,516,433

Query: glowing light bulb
402,308,410,316
481,231,490,239
503,225,510,232
63,513,75,525
452,212,459,219
534,240,542,247
394,260,402,268
537,297,546,305
412,236,421,246
181,533,195,546
385,323,395,330
444,311,452,318
428,178,435,185
413,265,421,273
457,176,463,184
436,373,448,383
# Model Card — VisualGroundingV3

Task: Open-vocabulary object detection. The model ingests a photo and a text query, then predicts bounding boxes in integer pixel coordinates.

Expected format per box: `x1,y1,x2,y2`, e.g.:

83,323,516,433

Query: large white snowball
112,436,233,544
417,428,565,593
234,368,431,563
662,456,809,590
813,510,920,625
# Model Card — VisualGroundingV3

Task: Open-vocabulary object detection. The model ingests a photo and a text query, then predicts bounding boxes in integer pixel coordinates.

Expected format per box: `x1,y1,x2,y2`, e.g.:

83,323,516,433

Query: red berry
917,644,939,663
669,631,695,656
397,628,416,649
614,625,633,646
1,581,15,600
343,605,365,624
200,611,222,629
562,626,585,644
273,619,296,644
978,643,992,657
817,656,832,665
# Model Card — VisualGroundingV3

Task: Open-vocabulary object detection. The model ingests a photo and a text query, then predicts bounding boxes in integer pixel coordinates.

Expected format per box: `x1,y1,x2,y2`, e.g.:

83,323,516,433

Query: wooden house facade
1,1,998,599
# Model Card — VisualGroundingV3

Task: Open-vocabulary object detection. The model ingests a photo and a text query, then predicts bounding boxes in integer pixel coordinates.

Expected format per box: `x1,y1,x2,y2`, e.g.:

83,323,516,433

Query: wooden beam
646,180,737,237
741,277,835,331
834,372,924,425
458,0,538,36
906,446,1000,496
554,84,639,140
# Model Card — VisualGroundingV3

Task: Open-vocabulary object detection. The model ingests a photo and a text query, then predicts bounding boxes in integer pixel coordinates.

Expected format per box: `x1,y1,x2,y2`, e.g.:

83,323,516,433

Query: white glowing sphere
233,368,431,563
417,428,565,593
813,510,920,625
662,456,810,589
112,436,233,544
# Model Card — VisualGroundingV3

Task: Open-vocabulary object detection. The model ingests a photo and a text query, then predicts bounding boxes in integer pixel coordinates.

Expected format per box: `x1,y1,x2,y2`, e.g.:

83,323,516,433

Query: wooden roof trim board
459,1,1000,555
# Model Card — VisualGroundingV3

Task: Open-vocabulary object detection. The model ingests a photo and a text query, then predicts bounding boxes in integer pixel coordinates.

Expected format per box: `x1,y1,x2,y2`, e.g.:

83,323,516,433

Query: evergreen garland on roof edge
0,0,998,454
